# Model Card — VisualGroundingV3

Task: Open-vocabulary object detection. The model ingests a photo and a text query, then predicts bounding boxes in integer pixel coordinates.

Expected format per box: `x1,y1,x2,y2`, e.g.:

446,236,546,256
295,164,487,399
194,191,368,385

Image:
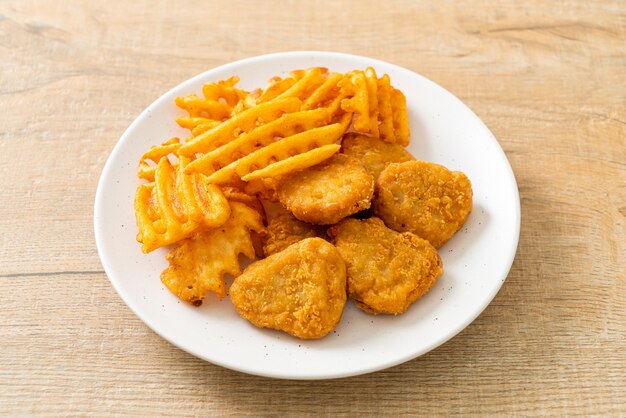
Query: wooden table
1,0,624,415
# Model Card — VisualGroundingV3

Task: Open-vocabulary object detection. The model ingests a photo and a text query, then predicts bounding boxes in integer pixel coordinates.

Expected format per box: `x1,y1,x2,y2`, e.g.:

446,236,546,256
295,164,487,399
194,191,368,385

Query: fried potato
373,161,472,248
179,97,301,157
276,154,374,225
364,67,380,137
190,107,335,178
391,88,410,146
272,67,327,102
175,76,248,132
341,133,414,180
230,238,347,339
301,72,344,111
134,157,231,253
339,70,369,132
328,217,443,314
138,137,181,181
376,74,395,143
208,121,344,184
261,212,328,257
161,202,265,306
175,94,231,121
242,144,341,182
220,186,266,219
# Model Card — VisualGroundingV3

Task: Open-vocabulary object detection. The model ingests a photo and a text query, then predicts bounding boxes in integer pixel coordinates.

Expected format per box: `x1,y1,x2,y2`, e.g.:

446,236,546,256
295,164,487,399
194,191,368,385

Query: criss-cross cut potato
160,202,265,306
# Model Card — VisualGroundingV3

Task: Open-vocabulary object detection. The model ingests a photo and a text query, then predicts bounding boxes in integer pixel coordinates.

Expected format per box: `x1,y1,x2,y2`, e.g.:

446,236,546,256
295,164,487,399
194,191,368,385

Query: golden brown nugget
230,238,347,339
261,212,328,257
276,154,374,225
341,133,414,180
328,217,443,315
373,161,472,248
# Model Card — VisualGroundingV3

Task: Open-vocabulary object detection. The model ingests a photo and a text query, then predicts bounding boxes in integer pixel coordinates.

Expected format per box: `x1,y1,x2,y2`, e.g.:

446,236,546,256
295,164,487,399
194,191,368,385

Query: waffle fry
301,72,344,110
160,202,265,306
230,114,350,183
274,67,327,102
340,71,369,132
178,97,301,157
175,94,231,120
186,107,335,178
257,76,299,103
202,75,247,106
364,67,380,137
134,157,231,253
376,74,395,143
391,88,410,146
138,138,181,181
242,143,341,181
175,76,248,133
176,116,219,131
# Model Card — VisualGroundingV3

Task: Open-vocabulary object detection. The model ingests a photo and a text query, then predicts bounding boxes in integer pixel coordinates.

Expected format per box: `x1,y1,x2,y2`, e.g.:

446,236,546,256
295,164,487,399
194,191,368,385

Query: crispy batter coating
261,212,328,257
230,238,347,339
373,161,472,248
328,217,443,315
341,133,414,180
160,202,265,306
276,154,374,225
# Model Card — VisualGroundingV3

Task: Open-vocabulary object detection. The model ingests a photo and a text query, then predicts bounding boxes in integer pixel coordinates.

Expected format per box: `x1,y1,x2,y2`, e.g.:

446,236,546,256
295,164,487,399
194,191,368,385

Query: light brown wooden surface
1,0,624,415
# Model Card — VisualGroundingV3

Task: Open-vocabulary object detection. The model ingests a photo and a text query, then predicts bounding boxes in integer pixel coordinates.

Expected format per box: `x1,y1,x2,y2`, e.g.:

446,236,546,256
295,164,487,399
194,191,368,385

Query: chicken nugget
328,217,443,315
261,212,328,257
230,238,347,339
341,133,414,180
373,161,472,248
276,154,374,225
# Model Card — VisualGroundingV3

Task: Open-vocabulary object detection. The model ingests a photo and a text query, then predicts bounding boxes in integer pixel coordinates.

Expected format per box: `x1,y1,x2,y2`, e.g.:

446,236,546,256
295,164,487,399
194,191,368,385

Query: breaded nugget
328,217,443,315
373,161,472,248
341,133,414,180
261,212,328,257
276,154,374,225
230,238,347,339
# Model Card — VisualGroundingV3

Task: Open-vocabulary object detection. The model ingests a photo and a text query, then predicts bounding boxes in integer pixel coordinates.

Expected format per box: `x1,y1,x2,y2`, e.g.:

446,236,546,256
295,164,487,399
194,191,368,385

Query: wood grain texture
0,0,624,415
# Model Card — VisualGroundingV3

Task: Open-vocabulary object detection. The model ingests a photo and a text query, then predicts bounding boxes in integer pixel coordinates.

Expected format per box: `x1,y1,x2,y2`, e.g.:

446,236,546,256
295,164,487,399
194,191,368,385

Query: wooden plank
0,0,624,415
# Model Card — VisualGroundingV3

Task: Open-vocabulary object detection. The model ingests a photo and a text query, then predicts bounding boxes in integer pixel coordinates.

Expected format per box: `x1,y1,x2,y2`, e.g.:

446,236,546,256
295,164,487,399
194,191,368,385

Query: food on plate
230,238,347,339
328,217,443,314
206,111,351,184
261,212,328,257
341,133,414,180
373,160,473,248
179,97,302,157
134,155,231,253
220,186,266,218
160,202,265,306
339,67,409,145
131,65,476,340
276,154,374,225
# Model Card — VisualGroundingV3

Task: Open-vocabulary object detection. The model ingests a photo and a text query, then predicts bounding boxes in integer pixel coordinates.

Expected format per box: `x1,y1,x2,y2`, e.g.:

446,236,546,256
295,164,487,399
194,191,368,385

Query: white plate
94,51,520,380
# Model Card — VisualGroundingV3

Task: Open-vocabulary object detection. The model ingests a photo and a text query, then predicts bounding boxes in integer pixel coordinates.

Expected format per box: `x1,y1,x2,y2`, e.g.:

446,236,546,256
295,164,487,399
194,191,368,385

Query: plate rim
94,50,521,380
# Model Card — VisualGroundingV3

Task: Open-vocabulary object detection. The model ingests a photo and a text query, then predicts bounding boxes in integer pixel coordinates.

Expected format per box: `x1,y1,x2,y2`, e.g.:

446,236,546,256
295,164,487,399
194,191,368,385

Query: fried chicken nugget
261,212,328,257
328,217,443,315
230,238,347,339
276,154,374,225
341,133,415,180
373,161,472,248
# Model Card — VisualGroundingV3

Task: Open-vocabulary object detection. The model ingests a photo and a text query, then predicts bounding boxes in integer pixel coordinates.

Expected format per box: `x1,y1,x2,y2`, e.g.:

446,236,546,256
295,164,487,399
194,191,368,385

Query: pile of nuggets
134,67,473,339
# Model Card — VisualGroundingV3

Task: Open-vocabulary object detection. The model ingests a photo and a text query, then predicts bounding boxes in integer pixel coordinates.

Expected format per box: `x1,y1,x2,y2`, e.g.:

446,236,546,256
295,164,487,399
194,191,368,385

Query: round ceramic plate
94,51,520,380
